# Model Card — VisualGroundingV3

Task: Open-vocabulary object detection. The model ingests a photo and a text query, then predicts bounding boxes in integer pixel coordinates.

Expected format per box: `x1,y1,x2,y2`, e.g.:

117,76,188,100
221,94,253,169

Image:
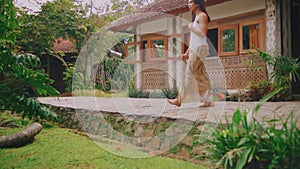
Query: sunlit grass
0,127,26,136
0,113,32,136
0,126,206,169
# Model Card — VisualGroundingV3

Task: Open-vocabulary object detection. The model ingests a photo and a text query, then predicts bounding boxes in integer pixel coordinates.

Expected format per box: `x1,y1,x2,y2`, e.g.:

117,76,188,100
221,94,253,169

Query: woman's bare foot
167,98,181,107
216,92,226,100
199,101,214,107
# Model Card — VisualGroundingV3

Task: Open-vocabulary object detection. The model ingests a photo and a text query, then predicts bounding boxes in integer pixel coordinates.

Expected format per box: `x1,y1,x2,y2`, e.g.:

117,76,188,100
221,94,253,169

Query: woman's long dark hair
192,0,211,22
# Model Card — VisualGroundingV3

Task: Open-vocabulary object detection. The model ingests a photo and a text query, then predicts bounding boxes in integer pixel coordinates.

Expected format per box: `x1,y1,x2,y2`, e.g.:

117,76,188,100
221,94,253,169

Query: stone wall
47,104,211,164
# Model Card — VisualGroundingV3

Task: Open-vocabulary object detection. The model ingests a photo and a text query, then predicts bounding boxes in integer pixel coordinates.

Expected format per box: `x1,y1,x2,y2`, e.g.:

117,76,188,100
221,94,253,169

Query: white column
167,17,175,89
135,26,142,89
175,16,184,89
265,0,277,81
266,0,277,52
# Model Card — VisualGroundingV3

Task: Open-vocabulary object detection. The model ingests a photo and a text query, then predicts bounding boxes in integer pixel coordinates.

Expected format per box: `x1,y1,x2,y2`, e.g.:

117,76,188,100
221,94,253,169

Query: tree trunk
0,122,42,148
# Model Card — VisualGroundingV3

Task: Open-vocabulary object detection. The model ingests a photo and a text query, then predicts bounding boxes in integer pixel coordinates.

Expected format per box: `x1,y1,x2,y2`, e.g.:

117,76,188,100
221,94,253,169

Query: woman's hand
181,53,189,63
188,23,193,30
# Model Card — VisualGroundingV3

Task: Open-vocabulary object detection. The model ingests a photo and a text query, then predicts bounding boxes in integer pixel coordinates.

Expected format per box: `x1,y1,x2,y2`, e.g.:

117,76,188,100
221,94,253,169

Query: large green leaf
233,108,242,124
254,89,280,113
236,147,253,169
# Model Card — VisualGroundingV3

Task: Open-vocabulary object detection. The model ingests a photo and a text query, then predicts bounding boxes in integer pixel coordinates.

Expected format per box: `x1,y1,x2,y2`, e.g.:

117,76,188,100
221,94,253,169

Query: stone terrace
38,97,300,125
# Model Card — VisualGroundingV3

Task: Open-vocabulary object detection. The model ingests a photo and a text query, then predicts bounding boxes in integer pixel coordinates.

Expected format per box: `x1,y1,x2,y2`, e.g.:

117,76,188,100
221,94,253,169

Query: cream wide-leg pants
177,45,212,104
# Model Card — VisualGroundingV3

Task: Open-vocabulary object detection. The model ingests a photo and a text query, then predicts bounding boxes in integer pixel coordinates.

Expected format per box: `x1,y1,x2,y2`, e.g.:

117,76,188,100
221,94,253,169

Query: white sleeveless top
189,22,207,50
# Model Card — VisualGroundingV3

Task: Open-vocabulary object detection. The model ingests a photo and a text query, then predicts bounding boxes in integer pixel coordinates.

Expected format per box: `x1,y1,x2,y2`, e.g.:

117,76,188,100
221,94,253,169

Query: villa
106,0,300,95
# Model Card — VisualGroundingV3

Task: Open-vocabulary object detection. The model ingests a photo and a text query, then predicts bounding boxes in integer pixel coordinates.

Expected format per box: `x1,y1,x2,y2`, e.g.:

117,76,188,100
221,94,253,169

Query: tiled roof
53,38,77,53
138,0,187,13
106,0,230,31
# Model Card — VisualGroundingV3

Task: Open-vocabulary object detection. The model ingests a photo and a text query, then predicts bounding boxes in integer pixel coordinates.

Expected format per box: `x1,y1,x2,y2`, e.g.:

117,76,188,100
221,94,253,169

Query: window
125,34,168,63
126,42,141,64
147,39,166,60
141,40,147,62
207,28,218,57
239,20,264,54
219,24,239,56
183,32,190,54
210,18,264,57
142,34,168,62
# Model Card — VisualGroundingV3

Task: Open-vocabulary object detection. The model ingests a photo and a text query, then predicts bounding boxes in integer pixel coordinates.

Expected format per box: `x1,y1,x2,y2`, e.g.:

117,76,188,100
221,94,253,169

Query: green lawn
0,126,206,169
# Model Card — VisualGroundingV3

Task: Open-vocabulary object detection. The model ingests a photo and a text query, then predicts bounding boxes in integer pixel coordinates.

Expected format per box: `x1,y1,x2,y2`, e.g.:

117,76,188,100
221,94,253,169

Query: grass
0,126,206,169
0,126,26,136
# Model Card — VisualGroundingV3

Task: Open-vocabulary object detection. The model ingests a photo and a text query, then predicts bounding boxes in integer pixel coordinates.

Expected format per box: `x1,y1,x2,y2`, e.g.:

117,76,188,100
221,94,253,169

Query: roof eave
107,0,231,32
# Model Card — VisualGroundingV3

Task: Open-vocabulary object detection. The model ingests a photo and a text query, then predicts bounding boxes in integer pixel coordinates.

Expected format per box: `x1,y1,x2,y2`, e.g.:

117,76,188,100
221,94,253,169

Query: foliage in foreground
201,90,300,169
0,0,59,120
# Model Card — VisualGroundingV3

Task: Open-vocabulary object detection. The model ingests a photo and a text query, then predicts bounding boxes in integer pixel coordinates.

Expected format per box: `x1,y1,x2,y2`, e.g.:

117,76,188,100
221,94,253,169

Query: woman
167,0,213,107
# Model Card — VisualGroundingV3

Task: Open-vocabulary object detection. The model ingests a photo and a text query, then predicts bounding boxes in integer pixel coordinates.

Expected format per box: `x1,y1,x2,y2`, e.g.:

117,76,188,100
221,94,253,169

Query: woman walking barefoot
167,0,214,107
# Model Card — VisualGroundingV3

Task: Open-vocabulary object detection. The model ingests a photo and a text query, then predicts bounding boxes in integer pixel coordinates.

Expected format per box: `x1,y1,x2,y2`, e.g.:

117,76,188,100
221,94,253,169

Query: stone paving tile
38,97,300,125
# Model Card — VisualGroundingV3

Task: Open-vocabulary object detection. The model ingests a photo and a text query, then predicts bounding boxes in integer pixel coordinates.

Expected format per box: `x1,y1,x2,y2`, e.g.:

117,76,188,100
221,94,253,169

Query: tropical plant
63,63,74,92
260,109,300,169
202,90,300,169
243,49,300,101
63,63,82,92
95,55,123,92
112,60,133,90
256,48,300,89
0,0,58,120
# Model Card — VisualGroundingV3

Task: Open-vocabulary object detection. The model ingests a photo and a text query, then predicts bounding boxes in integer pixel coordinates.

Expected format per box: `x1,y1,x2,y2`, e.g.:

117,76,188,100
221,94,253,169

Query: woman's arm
181,48,189,63
184,48,189,55
189,13,208,36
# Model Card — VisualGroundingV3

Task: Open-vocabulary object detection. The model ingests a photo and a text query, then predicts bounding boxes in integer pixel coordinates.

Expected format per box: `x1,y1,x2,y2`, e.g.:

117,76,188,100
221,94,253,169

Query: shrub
200,90,300,169
128,89,150,98
245,81,292,101
0,0,58,120
246,81,272,101
128,88,178,99
227,90,247,102
228,82,294,102
95,78,112,92
162,88,178,99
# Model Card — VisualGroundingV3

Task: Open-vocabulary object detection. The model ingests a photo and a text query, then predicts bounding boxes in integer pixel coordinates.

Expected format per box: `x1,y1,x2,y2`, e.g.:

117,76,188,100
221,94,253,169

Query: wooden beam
207,0,232,6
